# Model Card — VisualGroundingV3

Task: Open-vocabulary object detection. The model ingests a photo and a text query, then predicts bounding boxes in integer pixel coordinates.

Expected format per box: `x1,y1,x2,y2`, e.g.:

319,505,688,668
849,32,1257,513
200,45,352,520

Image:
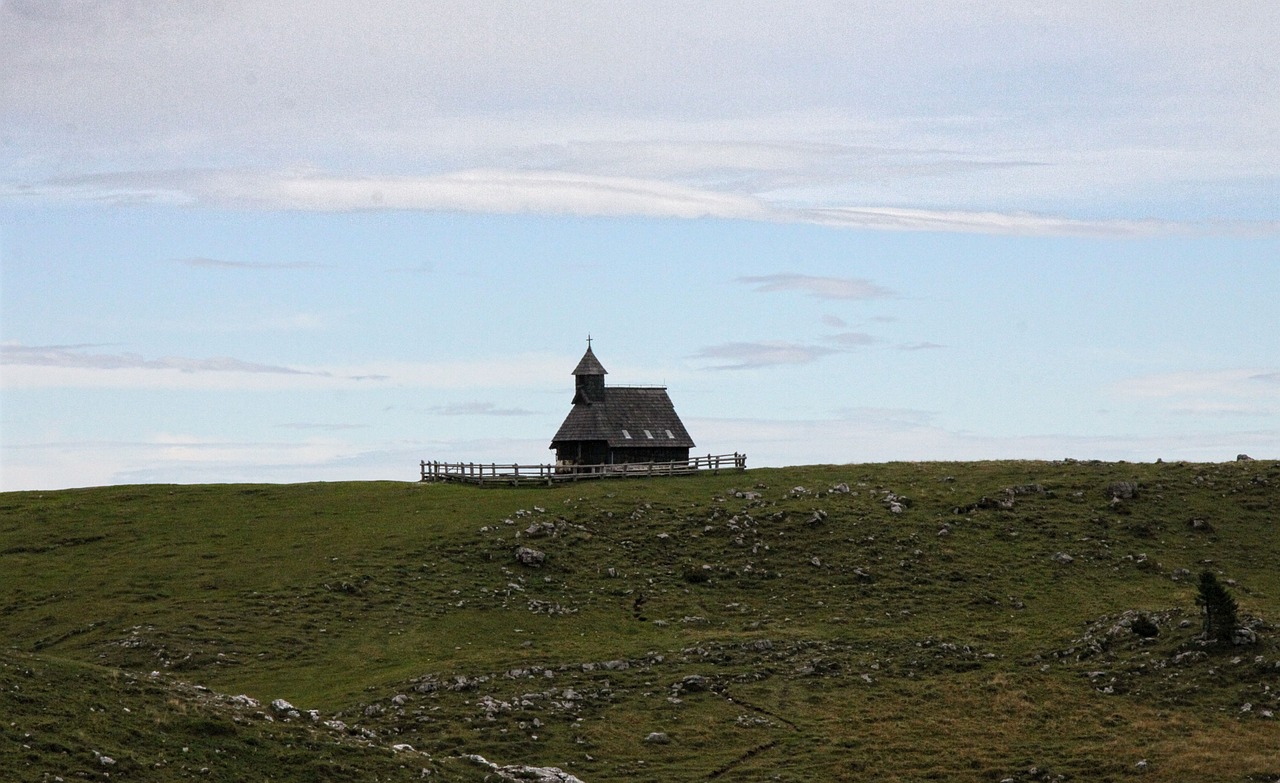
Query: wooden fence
420,452,746,486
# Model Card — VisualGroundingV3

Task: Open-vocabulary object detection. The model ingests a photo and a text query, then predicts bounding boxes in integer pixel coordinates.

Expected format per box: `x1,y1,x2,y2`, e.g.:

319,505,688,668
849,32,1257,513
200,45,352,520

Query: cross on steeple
586,334,592,348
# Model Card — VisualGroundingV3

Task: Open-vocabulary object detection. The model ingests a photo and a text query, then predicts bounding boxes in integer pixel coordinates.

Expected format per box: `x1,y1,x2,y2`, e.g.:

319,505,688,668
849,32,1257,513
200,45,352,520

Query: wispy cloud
1112,368,1280,418
1,343,319,376
831,406,938,426
898,341,945,351
739,273,895,300
823,331,879,347
274,422,370,431
692,341,840,370
428,402,538,417
12,168,1273,238
177,256,329,270
0,344,567,392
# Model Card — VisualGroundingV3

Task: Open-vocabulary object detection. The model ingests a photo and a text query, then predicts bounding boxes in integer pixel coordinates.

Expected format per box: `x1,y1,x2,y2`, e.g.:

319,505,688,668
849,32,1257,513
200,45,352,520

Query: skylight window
644,429,654,439
666,429,675,439
621,429,632,439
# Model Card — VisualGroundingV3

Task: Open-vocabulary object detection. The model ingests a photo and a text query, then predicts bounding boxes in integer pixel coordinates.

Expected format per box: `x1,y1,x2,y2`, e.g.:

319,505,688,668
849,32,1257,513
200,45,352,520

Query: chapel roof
551,386,695,448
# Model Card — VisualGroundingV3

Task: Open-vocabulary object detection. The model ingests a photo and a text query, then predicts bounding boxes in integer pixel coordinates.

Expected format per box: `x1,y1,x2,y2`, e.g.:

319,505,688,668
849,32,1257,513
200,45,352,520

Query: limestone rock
515,546,546,567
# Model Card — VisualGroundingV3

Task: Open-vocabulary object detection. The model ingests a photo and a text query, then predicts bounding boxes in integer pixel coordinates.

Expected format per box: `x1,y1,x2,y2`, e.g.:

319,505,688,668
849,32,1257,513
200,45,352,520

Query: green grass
2,460,1277,781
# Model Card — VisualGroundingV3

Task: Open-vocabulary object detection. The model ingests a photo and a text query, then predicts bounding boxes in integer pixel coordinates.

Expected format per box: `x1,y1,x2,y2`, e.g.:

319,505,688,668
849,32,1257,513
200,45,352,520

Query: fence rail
420,452,746,486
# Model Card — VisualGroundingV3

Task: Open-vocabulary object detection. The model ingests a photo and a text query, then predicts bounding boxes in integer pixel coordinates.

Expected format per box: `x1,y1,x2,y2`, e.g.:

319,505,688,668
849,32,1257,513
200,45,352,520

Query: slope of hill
2,460,1277,782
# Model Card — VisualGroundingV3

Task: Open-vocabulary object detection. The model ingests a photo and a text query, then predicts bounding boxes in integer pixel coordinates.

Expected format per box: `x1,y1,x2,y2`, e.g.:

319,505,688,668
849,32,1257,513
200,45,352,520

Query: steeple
572,338,607,403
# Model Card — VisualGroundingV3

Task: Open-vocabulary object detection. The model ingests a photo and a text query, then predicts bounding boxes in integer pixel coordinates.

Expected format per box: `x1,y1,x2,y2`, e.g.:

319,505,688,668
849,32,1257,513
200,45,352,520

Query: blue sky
2,2,1277,490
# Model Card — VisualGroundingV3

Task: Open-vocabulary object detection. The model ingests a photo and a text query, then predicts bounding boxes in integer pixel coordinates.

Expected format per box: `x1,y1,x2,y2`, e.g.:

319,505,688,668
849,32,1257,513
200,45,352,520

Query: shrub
1196,571,1239,643
1130,614,1159,638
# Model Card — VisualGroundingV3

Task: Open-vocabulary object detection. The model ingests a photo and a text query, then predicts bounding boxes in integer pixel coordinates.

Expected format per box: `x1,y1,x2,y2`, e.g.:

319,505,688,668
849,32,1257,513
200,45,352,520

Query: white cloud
3,2,1276,229
11,168,1274,237
823,332,879,347
428,402,539,417
1112,369,1280,418
898,342,944,351
692,341,840,370
0,343,568,391
739,273,895,300
1,343,319,376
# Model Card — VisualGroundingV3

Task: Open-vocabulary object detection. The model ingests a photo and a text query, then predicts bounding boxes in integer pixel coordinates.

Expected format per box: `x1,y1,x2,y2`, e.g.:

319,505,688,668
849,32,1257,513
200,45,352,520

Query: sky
1,1,1277,491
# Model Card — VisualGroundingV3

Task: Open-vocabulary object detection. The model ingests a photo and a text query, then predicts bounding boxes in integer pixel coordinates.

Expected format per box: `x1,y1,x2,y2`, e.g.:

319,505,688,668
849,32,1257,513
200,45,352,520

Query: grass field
2,459,1277,781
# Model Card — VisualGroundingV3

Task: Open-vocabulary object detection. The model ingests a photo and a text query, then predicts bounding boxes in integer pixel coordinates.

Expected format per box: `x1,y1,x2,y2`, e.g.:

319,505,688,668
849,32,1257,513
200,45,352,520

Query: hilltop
2,460,1277,782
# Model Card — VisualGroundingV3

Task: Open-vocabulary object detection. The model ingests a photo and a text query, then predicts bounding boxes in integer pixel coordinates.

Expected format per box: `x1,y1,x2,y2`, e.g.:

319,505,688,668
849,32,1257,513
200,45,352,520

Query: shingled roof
572,345,608,377
551,386,695,448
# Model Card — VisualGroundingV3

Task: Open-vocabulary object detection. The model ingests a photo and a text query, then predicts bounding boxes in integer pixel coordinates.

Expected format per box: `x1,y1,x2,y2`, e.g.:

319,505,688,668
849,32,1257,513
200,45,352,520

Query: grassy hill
2,460,1277,782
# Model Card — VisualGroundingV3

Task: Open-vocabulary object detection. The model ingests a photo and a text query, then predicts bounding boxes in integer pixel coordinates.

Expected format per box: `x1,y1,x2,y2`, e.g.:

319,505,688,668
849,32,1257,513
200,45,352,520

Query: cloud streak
739,274,895,300
0,344,570,392
1112,368,1280,418
692,341,841,370
428,402,539,417
178,256,329,270
1,343,319,376
9,168,1275,238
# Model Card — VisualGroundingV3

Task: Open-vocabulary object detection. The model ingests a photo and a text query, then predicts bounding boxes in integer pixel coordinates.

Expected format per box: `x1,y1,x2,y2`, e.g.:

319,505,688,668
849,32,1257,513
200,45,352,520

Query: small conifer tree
1197,570,1239,643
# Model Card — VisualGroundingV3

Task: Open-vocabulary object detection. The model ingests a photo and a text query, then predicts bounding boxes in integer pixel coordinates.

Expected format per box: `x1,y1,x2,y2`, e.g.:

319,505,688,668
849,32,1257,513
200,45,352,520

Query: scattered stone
514,546,546,567
1052,552,1074,565
673,674,710,693
1237,453,1253,461
830,483,851,494
1233,627,1259,646
1107,481,1139,500
463,753,586,783
524,521,556,538
644,732,671,744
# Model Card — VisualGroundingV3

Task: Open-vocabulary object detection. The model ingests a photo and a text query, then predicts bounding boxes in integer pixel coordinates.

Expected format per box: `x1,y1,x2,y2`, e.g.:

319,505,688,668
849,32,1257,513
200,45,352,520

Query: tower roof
572,345,607,376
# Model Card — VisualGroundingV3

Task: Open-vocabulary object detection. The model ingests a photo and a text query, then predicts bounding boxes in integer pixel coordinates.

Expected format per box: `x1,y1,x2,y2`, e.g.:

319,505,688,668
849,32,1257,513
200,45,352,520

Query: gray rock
1052,552,1074,564
1233,627,1259,645
674,675,710,692
644,731,671,744
1107,481,1138,500
524,521,556,538
515,546,546,567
